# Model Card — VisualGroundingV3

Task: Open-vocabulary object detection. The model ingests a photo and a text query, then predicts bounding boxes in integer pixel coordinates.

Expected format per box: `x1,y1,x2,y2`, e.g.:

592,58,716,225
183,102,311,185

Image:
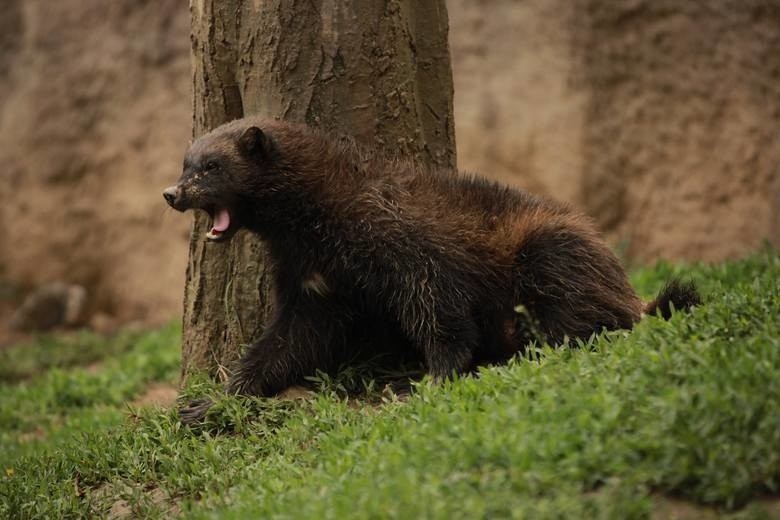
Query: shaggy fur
164,117,699,423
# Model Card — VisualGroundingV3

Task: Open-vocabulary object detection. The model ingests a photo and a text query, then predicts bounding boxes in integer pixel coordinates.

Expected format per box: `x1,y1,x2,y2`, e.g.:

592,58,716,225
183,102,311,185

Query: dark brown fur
164,117,699,423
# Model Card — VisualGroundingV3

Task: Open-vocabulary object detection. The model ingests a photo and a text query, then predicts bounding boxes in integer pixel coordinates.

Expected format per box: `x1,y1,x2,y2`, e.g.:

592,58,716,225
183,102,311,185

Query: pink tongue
211,207,231,233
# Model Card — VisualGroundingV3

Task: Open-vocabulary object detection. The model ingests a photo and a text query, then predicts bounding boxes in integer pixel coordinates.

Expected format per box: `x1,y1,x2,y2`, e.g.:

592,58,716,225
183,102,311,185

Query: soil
91,482,179,519
1,0,778,333
651,493,780,519
131,383,179,408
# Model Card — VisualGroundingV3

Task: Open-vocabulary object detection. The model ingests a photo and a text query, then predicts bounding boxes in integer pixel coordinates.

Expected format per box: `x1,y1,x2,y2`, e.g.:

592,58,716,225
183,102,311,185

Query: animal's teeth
205,230,221,240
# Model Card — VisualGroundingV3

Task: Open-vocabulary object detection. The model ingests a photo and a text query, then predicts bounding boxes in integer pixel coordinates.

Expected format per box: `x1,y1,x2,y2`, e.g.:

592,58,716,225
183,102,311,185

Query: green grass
0,328,152,384
0,324,180,465
1,252,779,519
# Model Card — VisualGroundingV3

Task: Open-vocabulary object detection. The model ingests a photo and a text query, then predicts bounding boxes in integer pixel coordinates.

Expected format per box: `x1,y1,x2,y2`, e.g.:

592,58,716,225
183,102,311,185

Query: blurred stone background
1,0,778,338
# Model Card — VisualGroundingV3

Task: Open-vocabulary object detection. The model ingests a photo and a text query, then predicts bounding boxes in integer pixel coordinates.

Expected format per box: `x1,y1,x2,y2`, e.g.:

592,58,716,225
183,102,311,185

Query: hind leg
513,226,643,344
418,314,479,380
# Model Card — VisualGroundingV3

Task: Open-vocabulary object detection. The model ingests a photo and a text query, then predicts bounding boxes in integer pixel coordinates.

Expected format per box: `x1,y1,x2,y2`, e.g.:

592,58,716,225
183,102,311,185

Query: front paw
179,397,214,425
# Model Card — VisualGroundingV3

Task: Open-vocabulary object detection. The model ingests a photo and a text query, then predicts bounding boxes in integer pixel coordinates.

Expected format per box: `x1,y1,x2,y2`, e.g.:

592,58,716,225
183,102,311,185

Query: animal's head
163,121,278,241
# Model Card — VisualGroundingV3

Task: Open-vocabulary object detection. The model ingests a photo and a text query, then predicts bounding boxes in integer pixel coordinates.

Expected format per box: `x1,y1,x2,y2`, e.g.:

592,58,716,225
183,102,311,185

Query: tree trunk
183,0,456,381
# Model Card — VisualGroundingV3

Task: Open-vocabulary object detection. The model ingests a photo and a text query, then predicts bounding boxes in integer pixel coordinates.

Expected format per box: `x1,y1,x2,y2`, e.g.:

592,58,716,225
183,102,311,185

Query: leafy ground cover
1,252,779,519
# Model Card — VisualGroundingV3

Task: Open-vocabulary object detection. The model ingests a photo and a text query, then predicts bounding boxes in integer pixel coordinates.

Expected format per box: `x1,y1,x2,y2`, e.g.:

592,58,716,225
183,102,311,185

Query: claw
179,397,214,425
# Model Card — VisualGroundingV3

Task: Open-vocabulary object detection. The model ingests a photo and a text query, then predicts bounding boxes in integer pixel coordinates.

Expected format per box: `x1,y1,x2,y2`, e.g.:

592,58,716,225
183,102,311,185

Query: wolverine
164,117,699,423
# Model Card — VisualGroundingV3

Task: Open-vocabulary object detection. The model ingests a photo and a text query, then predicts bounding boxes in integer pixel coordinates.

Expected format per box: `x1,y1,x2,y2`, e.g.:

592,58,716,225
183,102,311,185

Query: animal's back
399,166,579,266
377,162,643,348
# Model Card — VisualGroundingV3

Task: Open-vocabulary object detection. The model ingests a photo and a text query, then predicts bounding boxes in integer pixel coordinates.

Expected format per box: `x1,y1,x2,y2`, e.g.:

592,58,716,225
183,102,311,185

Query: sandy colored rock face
0,0,191,329
449,0,586,204
449,0,780,262
572,0,780,262
1,0,778,331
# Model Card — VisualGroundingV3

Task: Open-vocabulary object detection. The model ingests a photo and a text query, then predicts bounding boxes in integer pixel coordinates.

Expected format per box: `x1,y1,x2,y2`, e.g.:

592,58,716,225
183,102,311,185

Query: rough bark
183,0,456,380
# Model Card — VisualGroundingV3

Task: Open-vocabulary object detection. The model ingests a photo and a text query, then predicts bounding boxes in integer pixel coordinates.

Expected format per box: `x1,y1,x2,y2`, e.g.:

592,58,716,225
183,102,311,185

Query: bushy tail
644,279,701,320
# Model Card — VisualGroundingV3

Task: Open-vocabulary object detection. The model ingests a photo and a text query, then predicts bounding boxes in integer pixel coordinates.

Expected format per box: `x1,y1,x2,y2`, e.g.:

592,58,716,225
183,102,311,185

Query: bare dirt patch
131,383,179,408
91,482,180,519
651,494,719,520
650,493,780,519
17,426,47,444
277,385,312,401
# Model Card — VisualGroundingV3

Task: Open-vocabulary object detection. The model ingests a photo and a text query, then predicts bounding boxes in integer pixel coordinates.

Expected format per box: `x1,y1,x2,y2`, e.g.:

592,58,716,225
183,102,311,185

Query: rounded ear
238,126,274,157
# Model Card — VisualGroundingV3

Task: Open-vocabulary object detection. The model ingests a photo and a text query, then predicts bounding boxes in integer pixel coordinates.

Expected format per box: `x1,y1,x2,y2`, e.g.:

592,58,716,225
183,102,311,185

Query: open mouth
204,206,232,241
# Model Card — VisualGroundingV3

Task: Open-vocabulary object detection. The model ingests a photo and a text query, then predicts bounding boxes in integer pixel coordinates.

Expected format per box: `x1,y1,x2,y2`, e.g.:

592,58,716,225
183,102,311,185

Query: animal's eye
205,161,219,172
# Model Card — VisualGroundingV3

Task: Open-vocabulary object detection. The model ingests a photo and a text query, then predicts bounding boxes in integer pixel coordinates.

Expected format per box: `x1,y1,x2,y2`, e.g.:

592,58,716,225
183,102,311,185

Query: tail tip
646,279,701,320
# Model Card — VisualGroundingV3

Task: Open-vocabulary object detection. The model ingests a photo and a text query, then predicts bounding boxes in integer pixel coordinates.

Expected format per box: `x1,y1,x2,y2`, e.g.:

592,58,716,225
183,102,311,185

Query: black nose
163,186,178,207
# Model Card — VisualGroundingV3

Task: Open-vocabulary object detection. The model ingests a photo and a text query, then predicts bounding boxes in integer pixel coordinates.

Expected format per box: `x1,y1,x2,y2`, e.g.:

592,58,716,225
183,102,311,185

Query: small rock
277,385,312,400
10,283,87,332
